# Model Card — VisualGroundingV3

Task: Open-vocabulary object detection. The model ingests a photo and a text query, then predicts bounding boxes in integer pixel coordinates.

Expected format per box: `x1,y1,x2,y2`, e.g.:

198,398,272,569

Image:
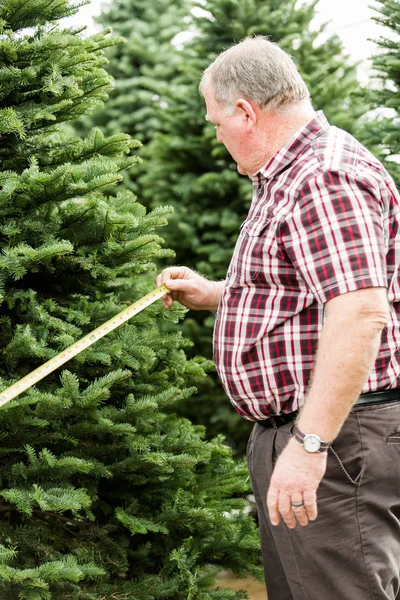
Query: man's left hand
266,438,327,528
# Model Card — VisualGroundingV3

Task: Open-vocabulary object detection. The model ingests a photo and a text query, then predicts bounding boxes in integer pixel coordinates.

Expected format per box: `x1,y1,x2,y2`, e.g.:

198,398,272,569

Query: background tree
94,0,365,452
358,0,400,188
88,0,192,145
0,0,262,597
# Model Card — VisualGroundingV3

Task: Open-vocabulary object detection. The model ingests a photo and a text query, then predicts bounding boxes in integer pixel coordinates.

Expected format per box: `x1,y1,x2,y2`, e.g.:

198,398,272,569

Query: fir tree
89,0,191,146
358,0,400,188
0,0,262,597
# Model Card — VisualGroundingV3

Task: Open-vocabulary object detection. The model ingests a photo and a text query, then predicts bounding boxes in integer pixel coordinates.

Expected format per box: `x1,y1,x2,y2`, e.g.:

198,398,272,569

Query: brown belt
256,389,400,429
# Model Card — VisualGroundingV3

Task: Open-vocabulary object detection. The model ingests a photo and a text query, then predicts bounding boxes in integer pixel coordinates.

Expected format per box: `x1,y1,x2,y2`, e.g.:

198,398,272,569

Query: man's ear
235,98,257,130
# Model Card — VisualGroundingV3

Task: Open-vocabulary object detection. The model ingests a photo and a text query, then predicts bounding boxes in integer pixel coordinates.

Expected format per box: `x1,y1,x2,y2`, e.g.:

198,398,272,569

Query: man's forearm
297,288,389,443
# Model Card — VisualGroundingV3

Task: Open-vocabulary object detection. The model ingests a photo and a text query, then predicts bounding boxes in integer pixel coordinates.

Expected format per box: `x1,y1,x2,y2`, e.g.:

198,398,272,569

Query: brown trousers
246,401,400,600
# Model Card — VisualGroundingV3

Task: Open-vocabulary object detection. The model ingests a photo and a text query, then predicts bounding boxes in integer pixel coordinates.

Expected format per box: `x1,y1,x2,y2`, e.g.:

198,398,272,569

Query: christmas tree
88,0,191,146
0,0,262,597
93,0,364,450
358,0,400,188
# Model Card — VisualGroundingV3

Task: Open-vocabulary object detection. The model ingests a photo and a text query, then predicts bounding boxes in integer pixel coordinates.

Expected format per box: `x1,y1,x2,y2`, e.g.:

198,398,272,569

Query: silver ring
291,501,304,508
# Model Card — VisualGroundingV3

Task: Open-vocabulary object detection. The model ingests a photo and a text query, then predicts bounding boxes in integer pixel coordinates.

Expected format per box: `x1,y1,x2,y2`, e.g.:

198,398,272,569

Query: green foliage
88,0,192,146
0,0,262,597
358,0,400,187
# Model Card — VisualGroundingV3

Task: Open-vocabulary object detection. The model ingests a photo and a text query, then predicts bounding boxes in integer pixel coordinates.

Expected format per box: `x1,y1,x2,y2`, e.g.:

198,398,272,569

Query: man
156,36,400,600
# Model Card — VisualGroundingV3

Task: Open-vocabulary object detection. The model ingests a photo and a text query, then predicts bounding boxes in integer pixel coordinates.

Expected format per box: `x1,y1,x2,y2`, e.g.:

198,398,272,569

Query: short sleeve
282,170,388,304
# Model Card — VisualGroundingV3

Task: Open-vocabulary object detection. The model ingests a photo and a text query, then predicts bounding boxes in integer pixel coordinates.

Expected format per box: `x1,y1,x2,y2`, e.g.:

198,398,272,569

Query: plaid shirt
213,112,400,421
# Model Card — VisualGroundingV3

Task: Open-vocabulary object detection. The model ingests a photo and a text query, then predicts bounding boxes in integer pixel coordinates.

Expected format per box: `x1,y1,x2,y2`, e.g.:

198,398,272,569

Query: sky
63,0,385,82
313,0,385,81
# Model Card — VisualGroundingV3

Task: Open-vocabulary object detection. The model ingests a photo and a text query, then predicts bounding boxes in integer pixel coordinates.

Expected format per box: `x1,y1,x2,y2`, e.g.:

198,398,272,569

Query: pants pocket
329,445,364,486
387,430,400,444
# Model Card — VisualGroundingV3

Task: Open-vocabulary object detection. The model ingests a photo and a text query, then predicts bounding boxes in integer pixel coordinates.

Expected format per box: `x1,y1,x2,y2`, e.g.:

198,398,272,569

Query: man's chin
237,164,248,176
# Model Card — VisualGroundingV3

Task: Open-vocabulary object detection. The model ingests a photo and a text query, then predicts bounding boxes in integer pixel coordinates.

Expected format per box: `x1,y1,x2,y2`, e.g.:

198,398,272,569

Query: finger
155,271,171,306
164,277,195,295
290,499,308,528
159,269,189,295
303,489,318,521
159,269,186,308
278,493,296,529
161,294,173,309
161,276,197,309
157,268,172,285
266,486,280,526
163,266,190,282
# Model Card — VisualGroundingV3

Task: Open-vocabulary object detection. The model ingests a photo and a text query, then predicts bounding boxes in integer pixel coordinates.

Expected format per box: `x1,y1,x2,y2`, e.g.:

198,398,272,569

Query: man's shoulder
310,125,388,183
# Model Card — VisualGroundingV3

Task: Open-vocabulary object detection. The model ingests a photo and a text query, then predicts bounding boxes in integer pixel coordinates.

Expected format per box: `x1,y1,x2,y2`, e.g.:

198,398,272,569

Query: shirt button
227,271,231,278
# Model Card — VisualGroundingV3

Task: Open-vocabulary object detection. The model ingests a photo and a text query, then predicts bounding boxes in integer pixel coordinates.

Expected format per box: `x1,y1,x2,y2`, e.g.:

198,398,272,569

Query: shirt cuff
311,272,388,304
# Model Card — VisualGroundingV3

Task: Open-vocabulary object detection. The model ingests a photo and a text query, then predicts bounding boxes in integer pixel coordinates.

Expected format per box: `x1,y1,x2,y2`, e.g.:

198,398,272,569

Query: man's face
204,87,253,177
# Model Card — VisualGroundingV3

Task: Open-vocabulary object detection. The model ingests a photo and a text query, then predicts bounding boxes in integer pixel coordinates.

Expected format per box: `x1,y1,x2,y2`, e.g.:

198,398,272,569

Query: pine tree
89,0,191,146
358,0,400,188
83,0,194,198
0,1,262,597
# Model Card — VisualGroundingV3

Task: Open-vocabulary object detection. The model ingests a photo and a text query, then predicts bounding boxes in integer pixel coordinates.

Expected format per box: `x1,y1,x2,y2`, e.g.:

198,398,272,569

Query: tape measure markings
0,284,170,408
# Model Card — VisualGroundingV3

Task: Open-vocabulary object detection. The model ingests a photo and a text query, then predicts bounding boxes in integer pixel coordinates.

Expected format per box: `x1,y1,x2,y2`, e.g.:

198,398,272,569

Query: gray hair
199,36,310,114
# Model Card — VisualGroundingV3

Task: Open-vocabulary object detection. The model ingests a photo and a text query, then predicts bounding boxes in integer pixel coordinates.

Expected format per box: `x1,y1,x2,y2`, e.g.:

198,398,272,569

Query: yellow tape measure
0,284,170,408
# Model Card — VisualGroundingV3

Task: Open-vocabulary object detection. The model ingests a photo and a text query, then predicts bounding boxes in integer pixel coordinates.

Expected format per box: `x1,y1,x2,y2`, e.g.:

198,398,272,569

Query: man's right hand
156,266,224,312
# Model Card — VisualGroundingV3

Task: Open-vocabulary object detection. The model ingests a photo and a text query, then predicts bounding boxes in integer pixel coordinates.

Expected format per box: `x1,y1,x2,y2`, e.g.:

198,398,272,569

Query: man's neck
250,104,316,176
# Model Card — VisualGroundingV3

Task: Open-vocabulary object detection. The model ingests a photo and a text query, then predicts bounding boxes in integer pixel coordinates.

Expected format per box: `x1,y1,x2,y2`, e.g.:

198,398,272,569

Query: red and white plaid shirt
213,112,400,421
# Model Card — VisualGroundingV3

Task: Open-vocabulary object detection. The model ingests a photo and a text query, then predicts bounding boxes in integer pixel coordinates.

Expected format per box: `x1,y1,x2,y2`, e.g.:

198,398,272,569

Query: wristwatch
293,426,331,453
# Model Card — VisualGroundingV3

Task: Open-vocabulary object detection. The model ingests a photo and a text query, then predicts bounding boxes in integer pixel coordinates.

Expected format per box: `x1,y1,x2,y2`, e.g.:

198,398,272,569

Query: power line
336,19,373,30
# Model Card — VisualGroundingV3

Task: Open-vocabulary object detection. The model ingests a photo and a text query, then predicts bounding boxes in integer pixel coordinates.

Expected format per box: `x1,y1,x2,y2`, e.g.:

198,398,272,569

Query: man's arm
156,266,225,311
266,286,389,529
298,286,389,441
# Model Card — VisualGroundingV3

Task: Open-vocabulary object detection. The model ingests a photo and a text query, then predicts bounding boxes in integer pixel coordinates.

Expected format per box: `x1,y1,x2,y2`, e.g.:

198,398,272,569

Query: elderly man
156,36,400,600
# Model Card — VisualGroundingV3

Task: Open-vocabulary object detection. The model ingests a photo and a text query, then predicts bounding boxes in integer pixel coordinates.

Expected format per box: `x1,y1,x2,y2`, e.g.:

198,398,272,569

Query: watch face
303,434,321,453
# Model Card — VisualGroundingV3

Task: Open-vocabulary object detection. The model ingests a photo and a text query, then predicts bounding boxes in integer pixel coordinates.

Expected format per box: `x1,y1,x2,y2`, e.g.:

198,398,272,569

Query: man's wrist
292,426,332,453
209,280,225,311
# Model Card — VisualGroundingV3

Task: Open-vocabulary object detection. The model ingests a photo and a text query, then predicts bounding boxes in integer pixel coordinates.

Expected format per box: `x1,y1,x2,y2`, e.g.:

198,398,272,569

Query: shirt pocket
232,219,269,282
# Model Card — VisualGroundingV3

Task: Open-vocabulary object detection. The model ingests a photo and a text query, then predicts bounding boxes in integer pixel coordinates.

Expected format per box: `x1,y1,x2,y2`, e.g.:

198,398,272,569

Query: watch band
293,426,331,453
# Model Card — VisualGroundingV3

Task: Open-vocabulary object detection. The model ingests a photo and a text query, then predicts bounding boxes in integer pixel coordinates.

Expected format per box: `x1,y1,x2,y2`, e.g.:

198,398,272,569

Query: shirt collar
252,111,330,187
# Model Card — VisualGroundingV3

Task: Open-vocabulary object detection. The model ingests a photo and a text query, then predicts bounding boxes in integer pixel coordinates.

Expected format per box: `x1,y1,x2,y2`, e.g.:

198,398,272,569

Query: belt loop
256,410,298,429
